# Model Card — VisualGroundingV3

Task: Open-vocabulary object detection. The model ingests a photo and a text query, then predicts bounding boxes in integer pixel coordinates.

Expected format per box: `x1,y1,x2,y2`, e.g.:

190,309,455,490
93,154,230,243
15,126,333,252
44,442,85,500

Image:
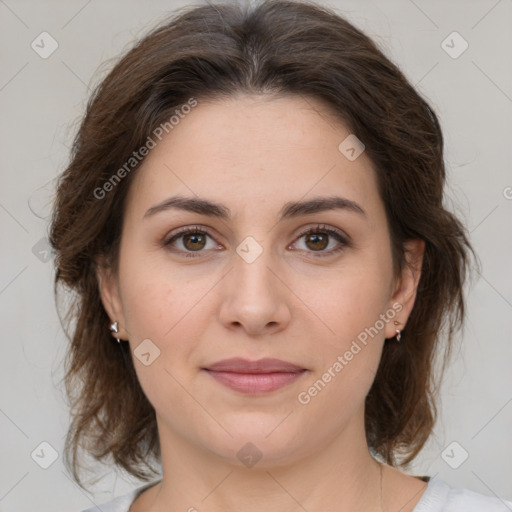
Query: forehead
125,94,383,226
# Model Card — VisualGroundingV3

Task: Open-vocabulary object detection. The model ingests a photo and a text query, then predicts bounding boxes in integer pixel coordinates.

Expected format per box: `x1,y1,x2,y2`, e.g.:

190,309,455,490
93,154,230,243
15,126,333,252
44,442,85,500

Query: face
98,93,423,467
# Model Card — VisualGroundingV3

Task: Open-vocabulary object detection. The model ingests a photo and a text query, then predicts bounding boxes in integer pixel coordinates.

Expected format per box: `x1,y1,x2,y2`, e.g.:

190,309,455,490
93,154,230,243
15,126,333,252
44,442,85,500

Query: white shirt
80,476,512,511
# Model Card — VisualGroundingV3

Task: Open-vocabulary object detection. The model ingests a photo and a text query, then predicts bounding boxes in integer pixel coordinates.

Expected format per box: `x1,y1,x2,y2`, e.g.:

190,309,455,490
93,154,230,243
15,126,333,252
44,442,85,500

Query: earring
394,320,401,342
110,321,121,343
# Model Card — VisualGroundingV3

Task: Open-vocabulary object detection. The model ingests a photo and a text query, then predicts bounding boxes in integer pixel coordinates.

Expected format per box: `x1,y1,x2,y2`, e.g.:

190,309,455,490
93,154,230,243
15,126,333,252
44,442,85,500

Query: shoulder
414,476,512,512
78,479,161,512
78,491,137,512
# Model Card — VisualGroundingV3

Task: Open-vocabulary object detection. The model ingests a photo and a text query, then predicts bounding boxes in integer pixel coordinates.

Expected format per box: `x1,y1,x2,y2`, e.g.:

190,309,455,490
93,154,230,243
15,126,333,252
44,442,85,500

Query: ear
96,256,129,341
384,239,425,340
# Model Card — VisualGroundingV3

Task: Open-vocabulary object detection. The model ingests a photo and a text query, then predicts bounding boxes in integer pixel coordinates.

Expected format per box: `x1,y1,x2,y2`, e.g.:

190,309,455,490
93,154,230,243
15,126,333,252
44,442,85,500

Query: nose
218,243,292,337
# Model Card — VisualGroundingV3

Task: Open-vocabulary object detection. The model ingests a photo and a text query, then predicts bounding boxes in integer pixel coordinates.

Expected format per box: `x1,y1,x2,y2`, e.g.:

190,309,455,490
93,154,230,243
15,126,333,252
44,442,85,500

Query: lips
204,357,305,373
203,358,307,394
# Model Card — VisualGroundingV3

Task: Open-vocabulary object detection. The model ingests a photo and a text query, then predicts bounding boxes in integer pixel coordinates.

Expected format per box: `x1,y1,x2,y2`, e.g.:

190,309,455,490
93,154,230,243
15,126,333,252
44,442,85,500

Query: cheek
118,263,198,408
316,255,394,399
295,268,390,419
306,261,393,350
118,250,208,364
118,241,186,338
121,271,170,340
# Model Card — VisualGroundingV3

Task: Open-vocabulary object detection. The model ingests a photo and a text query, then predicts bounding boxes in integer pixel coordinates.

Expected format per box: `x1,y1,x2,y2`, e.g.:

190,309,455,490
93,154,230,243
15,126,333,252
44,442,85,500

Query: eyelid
293,224,349,244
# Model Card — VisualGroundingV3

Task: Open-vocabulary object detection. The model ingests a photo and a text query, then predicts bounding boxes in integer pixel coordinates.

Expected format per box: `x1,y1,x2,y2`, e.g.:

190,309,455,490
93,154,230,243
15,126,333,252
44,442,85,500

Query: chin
202,422,309,470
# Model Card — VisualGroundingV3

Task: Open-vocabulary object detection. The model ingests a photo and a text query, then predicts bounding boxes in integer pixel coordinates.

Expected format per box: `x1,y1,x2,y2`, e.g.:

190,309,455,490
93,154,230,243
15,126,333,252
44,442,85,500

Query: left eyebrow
143,195,367,221
280,196,366,220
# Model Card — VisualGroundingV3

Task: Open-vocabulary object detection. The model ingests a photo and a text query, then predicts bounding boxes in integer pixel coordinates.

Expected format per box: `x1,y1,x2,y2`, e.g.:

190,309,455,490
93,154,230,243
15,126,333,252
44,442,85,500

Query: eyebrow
143,195,366,221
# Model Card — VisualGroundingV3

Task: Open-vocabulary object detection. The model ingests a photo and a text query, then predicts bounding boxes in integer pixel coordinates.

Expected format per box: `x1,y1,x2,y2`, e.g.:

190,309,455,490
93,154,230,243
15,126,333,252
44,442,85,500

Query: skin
98,93,427,512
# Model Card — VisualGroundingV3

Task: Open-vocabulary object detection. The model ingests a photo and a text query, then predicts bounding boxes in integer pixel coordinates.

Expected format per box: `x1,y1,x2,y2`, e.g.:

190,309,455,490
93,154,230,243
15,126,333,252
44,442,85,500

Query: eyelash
163,224,349,259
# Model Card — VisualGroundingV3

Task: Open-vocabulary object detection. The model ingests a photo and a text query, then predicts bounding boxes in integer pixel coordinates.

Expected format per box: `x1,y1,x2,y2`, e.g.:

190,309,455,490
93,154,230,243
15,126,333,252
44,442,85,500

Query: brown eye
304,232,329,251
163,226,218,258
182,232,207,251
293,225,349,257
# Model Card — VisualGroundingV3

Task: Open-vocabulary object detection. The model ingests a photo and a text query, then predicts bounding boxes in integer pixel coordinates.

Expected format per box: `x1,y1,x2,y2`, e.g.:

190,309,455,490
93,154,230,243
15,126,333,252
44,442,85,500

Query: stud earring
110,321,121,343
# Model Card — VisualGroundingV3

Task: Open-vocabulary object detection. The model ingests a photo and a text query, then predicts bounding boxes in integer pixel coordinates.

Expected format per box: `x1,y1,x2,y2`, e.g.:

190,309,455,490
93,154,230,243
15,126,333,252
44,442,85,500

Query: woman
49,1,512,511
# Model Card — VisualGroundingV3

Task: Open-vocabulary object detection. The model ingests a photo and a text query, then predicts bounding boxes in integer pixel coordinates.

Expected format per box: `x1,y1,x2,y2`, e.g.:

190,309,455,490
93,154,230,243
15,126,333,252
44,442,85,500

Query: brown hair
49,0,477,490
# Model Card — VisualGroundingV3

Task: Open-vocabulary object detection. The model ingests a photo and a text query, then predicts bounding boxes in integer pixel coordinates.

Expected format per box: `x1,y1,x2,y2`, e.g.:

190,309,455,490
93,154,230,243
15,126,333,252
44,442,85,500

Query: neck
148,410,384,512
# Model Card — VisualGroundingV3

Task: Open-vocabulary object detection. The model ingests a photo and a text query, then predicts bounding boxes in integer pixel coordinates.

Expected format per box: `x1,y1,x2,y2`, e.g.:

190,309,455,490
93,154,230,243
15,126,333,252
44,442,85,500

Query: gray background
0,0,511,511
